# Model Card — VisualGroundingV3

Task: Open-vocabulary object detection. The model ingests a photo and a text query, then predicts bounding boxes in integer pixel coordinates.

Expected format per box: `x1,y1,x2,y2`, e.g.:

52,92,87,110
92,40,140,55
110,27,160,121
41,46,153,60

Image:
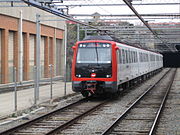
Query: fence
0,66,73,118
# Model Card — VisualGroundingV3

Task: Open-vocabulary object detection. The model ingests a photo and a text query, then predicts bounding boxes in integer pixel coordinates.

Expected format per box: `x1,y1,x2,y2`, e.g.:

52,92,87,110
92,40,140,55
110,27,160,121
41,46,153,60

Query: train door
124,49,130,81
137,49,140,76
126,49,131,80
116,49,120,84
127,49,131,80
120,48,127,83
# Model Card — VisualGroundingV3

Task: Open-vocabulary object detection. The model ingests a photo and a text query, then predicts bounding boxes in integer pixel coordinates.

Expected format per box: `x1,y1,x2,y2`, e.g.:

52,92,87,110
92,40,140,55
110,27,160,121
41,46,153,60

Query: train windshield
76,43,112,63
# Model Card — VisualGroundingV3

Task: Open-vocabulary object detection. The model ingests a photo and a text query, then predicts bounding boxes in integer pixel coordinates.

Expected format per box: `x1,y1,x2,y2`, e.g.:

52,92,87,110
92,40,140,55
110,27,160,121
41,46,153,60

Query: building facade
0,4,65,84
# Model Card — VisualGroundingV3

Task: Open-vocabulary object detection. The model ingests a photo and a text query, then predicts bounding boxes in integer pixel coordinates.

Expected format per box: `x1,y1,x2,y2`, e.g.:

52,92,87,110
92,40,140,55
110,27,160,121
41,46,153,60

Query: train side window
119,50,122,64
125,50,128,63
128,50,131,63
134,51,136,63
132,51,134,63
140,53,142,62
143,53,145,62
122,49,125,64
131,51,133,63
141,53,143,62
150,54,153,61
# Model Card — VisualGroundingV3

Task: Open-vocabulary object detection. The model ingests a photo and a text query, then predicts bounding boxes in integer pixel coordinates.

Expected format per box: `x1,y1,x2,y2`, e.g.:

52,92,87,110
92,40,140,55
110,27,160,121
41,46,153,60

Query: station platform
0,80,74,118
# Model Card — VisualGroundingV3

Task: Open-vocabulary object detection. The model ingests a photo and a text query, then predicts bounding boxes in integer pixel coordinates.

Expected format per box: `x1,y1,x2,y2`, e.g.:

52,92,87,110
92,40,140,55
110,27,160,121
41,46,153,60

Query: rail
101,68,176,135
0,98,109,135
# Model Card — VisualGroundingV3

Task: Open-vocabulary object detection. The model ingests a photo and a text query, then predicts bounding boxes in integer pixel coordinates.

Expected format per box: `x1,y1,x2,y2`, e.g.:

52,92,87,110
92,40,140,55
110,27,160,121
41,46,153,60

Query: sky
57,0,180,24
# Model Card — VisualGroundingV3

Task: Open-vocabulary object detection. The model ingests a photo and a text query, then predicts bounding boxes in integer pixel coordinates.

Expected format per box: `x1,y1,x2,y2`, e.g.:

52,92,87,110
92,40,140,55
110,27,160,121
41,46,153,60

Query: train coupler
85,81,97,94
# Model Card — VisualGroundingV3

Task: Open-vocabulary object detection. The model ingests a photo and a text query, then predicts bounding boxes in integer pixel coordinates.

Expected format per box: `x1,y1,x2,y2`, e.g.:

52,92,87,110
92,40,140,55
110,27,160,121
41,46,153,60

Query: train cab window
76,43,112,64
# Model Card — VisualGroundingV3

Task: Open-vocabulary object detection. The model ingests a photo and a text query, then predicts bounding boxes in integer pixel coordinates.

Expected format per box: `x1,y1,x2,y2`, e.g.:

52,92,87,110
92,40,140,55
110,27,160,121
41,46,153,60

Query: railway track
0,69,174,135
101,68,176,135
0,97,109,135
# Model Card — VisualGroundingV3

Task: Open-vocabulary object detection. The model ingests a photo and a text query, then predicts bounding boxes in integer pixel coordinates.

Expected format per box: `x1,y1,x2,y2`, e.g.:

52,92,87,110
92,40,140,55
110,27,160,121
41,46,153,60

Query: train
71,36,163,97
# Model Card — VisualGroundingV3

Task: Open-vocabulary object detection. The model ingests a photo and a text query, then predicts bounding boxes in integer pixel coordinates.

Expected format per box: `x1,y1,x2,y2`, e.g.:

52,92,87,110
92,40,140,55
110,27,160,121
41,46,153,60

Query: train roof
83,35,114,41
81,35,162,55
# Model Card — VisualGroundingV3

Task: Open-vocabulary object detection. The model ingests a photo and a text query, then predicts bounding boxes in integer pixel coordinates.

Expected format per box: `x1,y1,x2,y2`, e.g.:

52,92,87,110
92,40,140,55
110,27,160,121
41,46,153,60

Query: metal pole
49,64,53,99
36,14,41,100
34,66,37,105
19,10,23,82
64,23,67,96
85,29,87,37
14,67,17,112
77,23,80,41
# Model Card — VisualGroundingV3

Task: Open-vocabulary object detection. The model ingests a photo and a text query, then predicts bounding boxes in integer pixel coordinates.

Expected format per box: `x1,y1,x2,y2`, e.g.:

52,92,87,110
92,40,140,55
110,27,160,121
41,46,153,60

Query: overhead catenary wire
123,0,175,52
21,0,101,31
19,0,179,52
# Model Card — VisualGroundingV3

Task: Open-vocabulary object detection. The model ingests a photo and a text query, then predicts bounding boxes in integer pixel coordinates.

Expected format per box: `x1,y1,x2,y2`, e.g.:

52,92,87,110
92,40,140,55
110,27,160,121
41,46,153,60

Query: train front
72,40,117,97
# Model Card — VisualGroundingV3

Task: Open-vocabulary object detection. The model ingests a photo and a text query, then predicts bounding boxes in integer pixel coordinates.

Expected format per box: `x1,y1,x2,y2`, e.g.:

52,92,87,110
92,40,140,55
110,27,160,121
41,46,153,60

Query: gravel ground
0,68,173,135
156,68,180,135
60,69,169,135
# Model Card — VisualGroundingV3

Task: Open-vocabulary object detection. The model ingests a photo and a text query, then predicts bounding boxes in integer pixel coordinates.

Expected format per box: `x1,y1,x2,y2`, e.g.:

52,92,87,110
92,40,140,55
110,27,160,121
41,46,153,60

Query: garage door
56,39,63,76
40,36,45,78
8,31,14,83
29,34,35,80
0,30,1,83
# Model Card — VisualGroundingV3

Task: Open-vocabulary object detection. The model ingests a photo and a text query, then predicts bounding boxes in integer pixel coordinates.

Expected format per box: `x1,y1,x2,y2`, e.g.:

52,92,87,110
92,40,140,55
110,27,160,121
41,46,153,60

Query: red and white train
71,36,163,97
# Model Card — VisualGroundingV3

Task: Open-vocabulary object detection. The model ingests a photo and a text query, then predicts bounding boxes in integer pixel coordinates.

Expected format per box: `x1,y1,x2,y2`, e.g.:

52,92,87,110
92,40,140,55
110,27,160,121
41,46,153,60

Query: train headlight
106,75,111,78
76,75,81,77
